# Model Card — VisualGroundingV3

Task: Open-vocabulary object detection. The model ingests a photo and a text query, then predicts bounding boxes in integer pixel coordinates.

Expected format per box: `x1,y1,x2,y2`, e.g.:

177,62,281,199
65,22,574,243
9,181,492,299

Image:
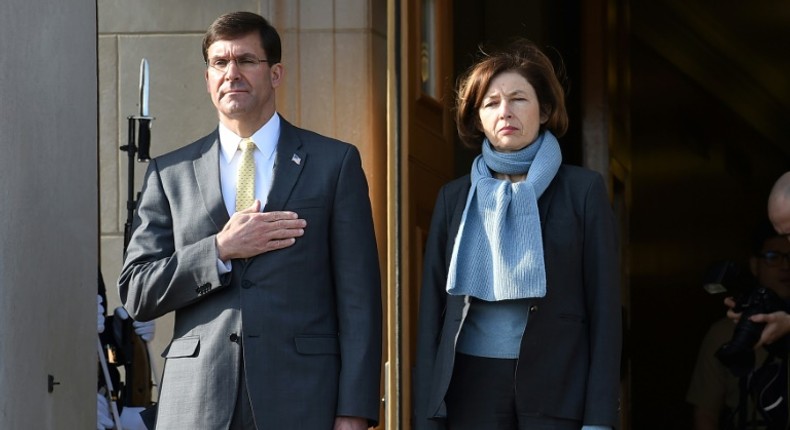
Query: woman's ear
474,115,484,132
540,107,550,124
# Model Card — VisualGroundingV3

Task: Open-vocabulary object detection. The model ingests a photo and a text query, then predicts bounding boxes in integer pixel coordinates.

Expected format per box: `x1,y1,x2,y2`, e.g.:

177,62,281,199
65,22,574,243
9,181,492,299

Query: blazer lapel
448,181,470,240
445,179,471,269
193,130,230,231
537,172,559,229
264,120,306,212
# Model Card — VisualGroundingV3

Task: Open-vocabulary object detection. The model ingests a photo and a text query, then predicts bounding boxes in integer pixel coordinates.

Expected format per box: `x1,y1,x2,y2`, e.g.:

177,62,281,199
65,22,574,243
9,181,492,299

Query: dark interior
452,1,790,428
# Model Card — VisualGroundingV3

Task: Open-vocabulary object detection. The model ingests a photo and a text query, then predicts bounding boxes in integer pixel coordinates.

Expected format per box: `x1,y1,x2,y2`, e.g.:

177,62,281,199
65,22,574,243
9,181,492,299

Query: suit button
242,280,252,289
529,305,538,312
229,333,239,343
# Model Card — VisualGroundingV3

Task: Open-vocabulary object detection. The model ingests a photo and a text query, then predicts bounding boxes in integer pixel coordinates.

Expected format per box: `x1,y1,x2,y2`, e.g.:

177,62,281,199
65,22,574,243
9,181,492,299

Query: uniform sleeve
687,318,735,413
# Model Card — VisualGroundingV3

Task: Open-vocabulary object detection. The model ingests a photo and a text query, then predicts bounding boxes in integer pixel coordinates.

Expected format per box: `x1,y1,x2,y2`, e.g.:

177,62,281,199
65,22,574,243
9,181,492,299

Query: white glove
97,295,106,334
114,306,155,342
133,320,155,342
97,392,113,429
114,306,130,320
120,406,146,430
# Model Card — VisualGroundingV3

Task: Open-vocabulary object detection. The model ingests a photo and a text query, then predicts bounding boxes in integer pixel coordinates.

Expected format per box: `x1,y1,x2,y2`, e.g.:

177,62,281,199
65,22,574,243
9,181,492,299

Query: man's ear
750,256,759,277
270,63,284,88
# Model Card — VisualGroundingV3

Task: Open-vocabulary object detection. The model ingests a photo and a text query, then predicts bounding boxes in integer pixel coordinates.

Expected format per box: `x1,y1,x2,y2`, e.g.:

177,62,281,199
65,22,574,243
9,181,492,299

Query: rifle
111,313,153,406
98,338,123,429
116,58,158,408
121,58,153,251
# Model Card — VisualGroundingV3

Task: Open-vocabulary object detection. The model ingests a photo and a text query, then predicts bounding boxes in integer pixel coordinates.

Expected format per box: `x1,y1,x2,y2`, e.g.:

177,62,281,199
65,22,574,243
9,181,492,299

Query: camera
716,286,789,376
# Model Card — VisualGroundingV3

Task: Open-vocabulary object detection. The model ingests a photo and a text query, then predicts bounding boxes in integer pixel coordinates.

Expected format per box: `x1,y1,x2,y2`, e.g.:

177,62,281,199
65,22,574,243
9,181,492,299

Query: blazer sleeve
118,158,226,322
582,173,622,426
329,145,383,426
414,184,454,430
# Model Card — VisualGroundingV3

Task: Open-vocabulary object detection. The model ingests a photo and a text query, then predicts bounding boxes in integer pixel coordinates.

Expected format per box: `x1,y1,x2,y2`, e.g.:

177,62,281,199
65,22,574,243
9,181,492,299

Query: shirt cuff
216,258,231,274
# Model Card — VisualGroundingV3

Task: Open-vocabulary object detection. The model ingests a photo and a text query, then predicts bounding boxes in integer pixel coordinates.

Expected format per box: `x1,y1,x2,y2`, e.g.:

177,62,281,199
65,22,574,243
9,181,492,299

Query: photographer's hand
749,311,790,348
724,296,741,323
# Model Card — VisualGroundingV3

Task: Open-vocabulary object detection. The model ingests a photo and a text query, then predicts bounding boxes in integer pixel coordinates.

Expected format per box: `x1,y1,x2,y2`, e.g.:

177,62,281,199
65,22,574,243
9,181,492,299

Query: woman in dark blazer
414,38,621,430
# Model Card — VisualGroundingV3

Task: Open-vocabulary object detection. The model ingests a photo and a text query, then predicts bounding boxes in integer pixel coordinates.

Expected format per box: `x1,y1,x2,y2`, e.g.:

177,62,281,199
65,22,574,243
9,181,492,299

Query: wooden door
384,0,455,428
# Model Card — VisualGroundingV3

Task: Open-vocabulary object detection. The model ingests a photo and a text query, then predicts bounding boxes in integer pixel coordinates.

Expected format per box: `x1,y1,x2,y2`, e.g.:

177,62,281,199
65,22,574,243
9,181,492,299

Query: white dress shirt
218,114,280,215
215,113,281,272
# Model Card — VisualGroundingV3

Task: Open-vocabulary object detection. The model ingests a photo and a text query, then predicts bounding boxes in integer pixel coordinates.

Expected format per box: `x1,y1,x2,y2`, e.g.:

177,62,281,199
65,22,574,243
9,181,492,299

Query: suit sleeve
582,173,622,427
414,185,452,430
118,159,226,322
330,145,383,426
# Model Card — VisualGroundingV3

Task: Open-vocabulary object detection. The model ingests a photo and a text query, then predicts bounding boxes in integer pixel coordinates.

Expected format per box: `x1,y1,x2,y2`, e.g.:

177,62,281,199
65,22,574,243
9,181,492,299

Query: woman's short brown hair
455,38,568,148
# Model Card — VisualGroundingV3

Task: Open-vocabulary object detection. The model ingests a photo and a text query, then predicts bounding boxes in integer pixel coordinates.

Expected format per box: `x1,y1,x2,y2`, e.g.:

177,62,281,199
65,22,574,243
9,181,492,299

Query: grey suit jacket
119,119,382,429
414,165,621,429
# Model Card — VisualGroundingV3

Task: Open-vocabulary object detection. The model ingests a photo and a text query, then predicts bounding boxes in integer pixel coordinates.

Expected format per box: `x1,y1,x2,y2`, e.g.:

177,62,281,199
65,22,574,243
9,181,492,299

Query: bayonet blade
139,58,150,117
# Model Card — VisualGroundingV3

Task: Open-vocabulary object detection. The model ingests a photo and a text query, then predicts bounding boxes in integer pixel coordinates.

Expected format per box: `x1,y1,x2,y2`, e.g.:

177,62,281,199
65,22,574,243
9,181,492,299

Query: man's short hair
202,11,282,65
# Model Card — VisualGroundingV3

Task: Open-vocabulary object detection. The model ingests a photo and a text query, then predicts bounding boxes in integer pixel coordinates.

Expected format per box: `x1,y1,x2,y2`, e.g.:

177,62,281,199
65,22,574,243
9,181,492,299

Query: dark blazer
414,165,621,429
118,119,382,429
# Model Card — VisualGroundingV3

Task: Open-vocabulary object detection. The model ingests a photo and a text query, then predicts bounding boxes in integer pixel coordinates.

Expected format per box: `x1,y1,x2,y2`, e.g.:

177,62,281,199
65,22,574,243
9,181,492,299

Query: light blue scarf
446,131,562,301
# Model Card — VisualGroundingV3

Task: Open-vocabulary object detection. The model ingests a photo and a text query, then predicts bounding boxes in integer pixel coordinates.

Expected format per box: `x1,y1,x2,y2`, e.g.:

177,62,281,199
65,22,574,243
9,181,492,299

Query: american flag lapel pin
291,153,302,165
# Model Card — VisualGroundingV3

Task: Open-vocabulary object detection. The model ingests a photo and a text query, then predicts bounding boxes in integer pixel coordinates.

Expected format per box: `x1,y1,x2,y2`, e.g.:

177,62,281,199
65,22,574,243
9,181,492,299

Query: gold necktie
235,138,256,212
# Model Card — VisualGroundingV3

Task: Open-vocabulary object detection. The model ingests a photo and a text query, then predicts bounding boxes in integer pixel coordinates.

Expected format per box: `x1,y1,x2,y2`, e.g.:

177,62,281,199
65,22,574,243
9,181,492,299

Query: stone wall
97,0,388,390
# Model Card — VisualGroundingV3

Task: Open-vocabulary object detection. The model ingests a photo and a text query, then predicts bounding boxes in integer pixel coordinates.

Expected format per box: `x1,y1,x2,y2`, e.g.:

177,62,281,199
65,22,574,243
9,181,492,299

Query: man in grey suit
118,11,381,430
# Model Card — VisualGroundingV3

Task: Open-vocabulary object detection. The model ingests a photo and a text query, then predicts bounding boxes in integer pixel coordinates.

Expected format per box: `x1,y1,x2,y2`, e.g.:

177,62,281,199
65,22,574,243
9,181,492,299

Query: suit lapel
264,120,307,212
193,130,230,231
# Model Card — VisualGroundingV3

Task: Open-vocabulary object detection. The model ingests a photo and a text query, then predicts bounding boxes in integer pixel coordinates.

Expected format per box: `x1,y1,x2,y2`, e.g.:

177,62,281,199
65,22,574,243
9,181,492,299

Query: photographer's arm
724,296,740,322
724,297,790,348
749,311,790,347
693,407,719,430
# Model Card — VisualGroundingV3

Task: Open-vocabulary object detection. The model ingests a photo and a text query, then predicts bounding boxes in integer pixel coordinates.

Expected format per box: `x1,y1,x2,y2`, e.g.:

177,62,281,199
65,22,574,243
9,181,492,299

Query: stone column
0,0,98,428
